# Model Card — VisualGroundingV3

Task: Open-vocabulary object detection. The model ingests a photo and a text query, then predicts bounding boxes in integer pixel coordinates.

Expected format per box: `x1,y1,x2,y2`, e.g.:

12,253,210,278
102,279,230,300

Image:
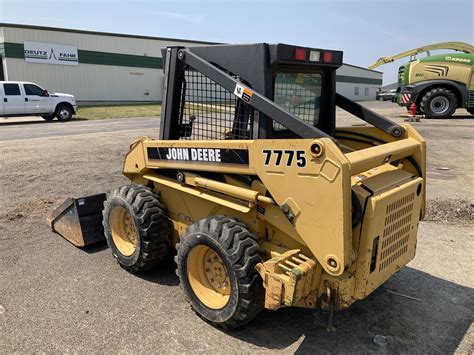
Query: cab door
2,83,25,115
23,83,51,114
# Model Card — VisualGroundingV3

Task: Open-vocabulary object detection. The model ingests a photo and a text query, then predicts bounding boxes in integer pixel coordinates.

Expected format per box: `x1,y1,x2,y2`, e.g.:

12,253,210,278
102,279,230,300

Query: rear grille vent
468,91,474,106
379,193,415,271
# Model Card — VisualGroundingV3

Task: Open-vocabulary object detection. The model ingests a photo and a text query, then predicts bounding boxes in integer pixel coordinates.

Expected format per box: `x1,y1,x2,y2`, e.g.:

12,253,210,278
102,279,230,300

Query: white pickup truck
0,81,77,121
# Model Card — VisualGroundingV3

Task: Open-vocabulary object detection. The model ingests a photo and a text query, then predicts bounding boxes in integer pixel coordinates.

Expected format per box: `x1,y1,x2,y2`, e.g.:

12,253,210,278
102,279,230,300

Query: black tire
41,115,55,121
420,88,457,119
176,216,264,329
466,107,474,115
55,105,73,121
103,184,170,273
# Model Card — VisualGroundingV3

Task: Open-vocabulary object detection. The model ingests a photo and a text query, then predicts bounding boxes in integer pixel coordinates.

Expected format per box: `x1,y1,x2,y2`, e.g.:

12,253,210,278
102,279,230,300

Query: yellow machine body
122,123,425,310
49,44,427,327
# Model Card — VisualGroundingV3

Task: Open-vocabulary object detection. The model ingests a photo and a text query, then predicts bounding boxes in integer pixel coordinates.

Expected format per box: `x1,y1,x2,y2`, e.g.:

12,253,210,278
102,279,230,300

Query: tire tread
176,216,264,329
420,88,457,118
103,184,170,273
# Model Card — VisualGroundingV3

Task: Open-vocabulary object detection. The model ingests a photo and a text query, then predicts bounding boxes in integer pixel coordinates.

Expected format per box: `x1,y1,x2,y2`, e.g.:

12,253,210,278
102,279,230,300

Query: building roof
0,23,384,75
0,22,219,45
341,62,383,74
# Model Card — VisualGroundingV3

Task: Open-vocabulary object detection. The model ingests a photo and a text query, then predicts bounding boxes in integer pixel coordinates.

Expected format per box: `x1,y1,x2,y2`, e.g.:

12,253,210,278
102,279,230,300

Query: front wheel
103,185,170,273
420,88,457,119
176,216,264,329
55,105,73,121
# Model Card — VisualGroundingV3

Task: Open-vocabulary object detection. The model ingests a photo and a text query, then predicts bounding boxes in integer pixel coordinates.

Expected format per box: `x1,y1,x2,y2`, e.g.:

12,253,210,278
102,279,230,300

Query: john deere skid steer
48,43,426,329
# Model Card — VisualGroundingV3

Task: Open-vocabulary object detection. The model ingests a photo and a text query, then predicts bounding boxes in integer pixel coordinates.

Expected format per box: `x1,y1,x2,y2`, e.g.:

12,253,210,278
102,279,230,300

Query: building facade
0,23,382,104
335,63,383,100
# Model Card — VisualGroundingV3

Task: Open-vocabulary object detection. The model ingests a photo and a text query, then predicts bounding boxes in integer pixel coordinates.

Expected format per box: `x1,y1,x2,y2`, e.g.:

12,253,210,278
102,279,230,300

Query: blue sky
1,0,473,84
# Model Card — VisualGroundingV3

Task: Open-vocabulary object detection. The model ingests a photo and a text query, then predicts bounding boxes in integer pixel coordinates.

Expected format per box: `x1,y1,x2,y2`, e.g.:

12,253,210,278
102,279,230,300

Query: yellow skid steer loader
48,43,426,329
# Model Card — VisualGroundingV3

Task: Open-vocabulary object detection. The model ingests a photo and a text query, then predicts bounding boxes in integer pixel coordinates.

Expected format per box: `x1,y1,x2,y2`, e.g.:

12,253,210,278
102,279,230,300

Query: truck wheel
466,108,474,115
420,88,457,119
41,115,55,121
103,185,170,273
176,216,264,329
56,105,73,121
378,96,384,101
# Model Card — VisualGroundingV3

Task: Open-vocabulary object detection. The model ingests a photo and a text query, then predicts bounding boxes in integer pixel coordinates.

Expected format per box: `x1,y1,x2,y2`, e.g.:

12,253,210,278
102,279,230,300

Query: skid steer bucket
46,194,106,247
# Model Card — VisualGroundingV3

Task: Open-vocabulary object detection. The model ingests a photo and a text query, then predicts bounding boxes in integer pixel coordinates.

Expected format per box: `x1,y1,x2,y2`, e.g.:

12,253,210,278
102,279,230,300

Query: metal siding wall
1,26,208,102
2,27,204,56
336,82,380,101
5,58,162,101
336,65,382,100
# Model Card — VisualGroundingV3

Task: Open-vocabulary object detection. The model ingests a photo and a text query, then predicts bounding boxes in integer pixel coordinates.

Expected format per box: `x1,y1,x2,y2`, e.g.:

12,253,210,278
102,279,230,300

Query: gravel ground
0,102,472,353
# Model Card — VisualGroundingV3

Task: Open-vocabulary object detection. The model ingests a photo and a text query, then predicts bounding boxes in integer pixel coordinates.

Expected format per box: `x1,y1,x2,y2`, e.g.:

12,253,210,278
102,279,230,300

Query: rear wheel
56,105,73,121
420,88,457,119
176,216,264,329
103,185,170,273
41,115,55,121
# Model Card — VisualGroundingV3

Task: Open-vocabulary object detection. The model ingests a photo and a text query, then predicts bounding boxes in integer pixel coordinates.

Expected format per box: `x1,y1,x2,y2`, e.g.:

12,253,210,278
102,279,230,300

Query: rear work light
323,51,333,63
309,50,320,62
294,48,306,61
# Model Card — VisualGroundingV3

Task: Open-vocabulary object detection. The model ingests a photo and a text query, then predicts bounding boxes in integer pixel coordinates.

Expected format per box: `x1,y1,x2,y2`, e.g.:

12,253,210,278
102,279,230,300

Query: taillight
294,48,306,61
323,51,333,63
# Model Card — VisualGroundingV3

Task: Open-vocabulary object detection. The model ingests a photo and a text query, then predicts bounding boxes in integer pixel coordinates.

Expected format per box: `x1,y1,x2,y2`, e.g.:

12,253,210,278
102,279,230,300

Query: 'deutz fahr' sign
24,41,79,66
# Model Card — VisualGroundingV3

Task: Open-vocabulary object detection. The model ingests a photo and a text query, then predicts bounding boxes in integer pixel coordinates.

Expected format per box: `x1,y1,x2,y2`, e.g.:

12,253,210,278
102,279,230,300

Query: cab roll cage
160,45,404,141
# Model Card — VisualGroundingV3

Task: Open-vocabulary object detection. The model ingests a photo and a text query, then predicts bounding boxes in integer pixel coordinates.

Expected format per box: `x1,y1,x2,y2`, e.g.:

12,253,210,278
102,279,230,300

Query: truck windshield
273,72,322,131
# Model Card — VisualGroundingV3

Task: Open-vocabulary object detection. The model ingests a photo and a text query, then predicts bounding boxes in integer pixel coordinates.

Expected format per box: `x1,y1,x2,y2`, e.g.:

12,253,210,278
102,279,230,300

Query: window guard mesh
273,72,322,131
178,69,254,140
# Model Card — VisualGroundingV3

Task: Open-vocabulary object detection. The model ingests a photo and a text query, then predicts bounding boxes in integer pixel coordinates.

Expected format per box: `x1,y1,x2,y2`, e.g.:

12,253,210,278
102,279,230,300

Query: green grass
76,104,161,120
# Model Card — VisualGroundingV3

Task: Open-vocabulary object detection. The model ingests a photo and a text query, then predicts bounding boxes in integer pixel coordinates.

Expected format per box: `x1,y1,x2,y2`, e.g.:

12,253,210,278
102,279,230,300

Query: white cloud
146,10,205,24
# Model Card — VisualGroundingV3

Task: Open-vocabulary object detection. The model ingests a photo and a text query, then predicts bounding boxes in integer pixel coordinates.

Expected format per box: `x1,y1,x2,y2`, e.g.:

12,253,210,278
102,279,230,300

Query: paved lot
0,116,158,141
0,102,472,353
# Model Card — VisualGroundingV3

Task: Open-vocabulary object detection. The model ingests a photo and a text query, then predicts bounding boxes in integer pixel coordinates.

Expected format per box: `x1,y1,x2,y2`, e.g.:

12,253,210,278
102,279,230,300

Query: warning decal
234,84,253,103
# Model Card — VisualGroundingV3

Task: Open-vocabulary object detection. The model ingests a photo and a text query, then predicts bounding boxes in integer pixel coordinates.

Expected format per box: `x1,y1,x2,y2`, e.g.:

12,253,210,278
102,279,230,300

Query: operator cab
160,43,403,142
160,43,342,141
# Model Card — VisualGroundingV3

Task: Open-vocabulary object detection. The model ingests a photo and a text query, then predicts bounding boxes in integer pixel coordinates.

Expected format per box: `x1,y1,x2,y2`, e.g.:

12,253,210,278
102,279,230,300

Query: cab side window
273,72,322,131
24,84,44,96
3,84,21,96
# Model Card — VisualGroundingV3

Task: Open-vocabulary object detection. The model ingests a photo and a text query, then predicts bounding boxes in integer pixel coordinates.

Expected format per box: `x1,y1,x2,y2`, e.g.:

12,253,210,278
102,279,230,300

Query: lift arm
368,42,474,70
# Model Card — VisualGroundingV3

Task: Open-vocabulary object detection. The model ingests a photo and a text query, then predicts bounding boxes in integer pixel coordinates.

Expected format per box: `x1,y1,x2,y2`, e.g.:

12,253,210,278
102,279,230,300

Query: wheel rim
187,244,231,309
430,96,450,114
110,206,137,256
59,109,70,120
